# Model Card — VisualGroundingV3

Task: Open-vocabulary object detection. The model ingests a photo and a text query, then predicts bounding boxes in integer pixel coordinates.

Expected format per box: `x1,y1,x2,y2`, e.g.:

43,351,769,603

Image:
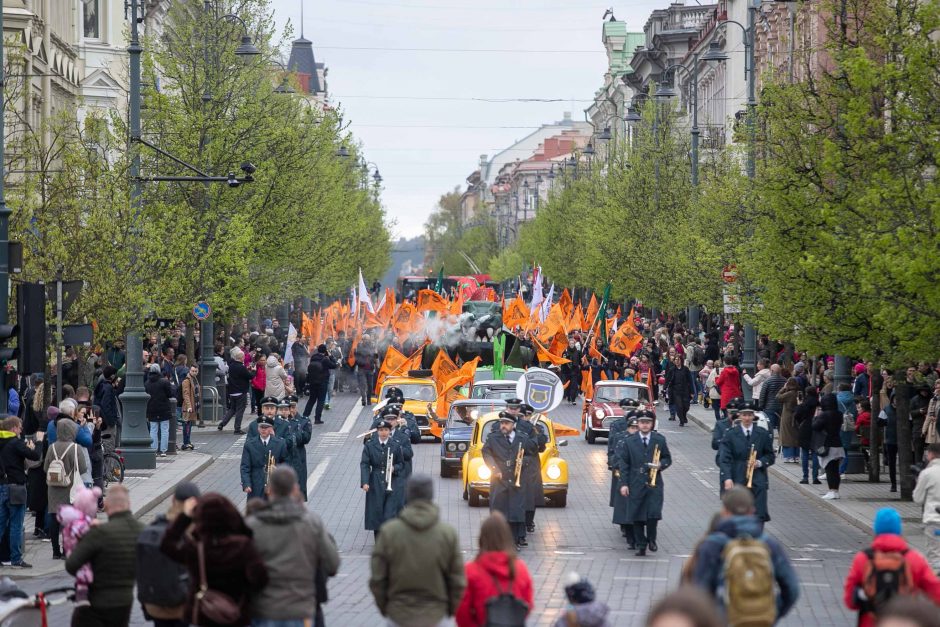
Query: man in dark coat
369,405,414,514
481,412,536,549
248,396,290,439
360,420,404,538
284,395,313,500
240,415,288,500
711,397,741,495
219,347,252,434
617,411,672,556
561,339,582,404
304,344,337,425
93,367,121,451
719,401,775,522
611,413,639,547
517,404,547,534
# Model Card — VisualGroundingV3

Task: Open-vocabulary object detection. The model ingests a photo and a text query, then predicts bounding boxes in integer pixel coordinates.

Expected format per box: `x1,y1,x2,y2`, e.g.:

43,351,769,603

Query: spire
300,0,305,39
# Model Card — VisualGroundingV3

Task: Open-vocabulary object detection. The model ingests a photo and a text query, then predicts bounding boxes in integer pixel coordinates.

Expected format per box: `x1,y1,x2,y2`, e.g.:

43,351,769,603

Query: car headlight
594,409,605,419
477,465,491,480
446,442,457,451
470,410,479,419
457,442,468,451
546,465,562,480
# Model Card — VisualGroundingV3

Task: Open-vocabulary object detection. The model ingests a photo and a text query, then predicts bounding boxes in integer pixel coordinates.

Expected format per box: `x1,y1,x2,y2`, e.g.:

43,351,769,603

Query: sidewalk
683,403,928,552
14,449,212,579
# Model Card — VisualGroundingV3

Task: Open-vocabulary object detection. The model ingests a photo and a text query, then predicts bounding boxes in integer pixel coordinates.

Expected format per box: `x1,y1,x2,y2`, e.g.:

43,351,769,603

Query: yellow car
377,375,439,439
461,412,570,508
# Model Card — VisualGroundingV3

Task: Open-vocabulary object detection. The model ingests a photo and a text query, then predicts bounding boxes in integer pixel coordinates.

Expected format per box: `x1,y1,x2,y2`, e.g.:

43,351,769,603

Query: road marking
620,558,669,563
339,403,362,434
554,550,585,555
614,576,668,581
801,582,832,587
307,456,333,498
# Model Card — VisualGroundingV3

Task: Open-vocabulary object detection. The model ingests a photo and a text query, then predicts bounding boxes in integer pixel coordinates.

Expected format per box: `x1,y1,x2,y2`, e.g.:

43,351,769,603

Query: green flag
434,266,445,294
598,282,612,347
492,334,506,380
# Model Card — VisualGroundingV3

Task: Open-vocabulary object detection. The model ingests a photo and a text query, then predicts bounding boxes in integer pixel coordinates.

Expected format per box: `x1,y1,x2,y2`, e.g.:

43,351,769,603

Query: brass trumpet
264,451,276,489
513,441,524,488
745,444,757,488
385,445,394,492
649,444,661,487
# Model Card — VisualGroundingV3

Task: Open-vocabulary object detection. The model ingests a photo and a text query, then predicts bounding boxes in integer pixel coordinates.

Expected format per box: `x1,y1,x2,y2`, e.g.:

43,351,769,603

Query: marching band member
719,400,775,522
240,414,288,501
610,399,640,547
247,396,290,439
517,403,548,534
712,397,742,495
284,394,313,500
482,411,536,550
617,411,672,556
360,420,404,539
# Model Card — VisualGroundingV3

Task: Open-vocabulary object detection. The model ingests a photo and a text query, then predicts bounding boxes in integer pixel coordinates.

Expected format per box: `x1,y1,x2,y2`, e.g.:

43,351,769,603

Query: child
57,485,101,605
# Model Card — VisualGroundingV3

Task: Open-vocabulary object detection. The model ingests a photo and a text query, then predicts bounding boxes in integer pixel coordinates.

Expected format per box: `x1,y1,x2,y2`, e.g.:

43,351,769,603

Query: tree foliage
423,187,499,276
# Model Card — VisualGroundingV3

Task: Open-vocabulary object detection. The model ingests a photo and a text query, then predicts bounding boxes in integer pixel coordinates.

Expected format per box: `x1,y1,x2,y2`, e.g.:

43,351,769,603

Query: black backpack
484,568,528,627
692,346,705,367
136,518,188,608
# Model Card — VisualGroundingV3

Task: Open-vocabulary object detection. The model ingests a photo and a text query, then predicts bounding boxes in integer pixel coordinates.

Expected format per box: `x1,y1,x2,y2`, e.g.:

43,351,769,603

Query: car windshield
386,383,437,401
594,385,647,403
480,418,550,442
470,384,515,399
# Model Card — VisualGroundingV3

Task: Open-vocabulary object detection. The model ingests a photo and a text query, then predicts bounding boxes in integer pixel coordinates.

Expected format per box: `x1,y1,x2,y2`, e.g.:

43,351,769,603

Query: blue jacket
691,515,800,620
47,419,93,449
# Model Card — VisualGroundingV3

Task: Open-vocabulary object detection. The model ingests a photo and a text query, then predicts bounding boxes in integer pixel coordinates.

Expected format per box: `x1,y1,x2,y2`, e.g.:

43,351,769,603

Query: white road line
339,403,363,434
801,582,832,587
613,576,668,581
620,558,669,563
307,456,333,497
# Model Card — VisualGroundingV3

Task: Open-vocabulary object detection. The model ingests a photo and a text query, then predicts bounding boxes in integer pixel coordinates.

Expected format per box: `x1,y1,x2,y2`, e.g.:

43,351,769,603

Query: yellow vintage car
461,412,570,508
377,375,439,439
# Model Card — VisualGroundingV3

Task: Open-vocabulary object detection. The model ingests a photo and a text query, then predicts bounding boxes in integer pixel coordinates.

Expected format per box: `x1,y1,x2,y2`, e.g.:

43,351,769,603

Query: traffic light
0,324,17,363
16,283,46,374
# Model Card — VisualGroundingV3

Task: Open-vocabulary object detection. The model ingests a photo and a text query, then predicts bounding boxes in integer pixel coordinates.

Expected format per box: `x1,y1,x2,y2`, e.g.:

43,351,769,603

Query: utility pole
0,7,10,413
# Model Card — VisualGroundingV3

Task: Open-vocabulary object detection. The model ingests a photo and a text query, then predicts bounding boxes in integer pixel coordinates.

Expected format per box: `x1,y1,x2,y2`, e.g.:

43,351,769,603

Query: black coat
607,418,629,509
144,373,173,420
794,397,819,450
307,353,338,387
226,360,252,396
481,429,534,524
284,415,313,499
719,424,775,521
0,434,41,485
665,366,694,401
616,432,672,522
515,419,547,511
239,434,288,498
93,379,120,428
711,418,732,467
360,437,404,531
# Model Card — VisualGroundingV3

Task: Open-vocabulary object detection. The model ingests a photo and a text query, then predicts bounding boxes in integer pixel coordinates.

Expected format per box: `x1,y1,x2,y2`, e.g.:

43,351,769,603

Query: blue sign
193,301,212,321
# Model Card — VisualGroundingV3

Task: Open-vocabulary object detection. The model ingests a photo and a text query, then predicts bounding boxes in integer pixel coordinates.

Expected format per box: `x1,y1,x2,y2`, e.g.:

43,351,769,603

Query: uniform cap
505,398,524,408
257,416,276,427
286,394,299,405
260,396,279,407
519,403,535,416
626,417,639,428
737,400,758,413
385,387,403,399
497,411,517,423
277,398,291,408
376,420,394,430
381,405,401,417
619,398,640,409
636,410,655,422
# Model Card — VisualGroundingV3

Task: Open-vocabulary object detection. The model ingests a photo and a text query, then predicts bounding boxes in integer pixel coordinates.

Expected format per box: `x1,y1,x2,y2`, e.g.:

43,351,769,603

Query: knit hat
873,507,902,536
562,572,596,604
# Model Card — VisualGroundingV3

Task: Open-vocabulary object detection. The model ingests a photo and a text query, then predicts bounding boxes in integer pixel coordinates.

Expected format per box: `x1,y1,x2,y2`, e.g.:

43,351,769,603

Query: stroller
0,577,73,627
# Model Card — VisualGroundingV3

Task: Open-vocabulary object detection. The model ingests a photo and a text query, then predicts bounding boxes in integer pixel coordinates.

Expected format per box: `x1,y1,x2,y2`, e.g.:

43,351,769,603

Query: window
83,0,100,39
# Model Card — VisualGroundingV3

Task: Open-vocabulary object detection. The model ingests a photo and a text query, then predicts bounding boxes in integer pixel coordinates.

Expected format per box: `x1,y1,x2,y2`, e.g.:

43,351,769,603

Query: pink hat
854,363,867,375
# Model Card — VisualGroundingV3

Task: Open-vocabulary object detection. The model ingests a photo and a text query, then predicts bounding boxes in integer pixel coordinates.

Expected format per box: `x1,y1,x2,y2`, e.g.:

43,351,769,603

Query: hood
569,601,611,627
716,515,764,539
475,551,515,579
820,394,838,412
251,497,306,525
266,355,279,368
147,371,162,382
398,500,439,531
592,402,624,417
871,534,909,553
0,430,15,440
56,419,78,442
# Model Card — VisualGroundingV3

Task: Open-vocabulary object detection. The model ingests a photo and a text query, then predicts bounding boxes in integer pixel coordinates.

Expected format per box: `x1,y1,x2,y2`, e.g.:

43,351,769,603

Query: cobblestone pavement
17,393,883,626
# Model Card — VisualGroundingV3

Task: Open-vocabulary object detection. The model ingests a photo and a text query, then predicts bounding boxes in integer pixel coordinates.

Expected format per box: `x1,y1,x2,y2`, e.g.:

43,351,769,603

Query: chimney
562,111,572,123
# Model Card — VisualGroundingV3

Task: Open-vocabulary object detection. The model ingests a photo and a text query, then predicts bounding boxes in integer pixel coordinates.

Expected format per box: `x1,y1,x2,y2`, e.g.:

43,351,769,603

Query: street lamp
655,54,701,186
335,145,350,158
598,126,612,141
270,60,296,94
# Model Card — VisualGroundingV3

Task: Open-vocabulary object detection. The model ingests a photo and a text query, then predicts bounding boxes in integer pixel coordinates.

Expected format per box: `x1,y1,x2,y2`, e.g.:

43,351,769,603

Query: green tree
423,188,498,275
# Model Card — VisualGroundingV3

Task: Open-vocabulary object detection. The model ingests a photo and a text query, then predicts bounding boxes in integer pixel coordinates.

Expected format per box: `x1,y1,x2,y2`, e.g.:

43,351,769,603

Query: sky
267,0,668,239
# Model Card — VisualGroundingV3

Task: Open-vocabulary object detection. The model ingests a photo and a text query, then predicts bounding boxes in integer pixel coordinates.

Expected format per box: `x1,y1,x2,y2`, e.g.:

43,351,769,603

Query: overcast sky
268,0,667,239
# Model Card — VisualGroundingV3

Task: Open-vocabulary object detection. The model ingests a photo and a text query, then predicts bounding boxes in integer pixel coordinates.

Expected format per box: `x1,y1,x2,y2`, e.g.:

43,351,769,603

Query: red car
581,380,656,444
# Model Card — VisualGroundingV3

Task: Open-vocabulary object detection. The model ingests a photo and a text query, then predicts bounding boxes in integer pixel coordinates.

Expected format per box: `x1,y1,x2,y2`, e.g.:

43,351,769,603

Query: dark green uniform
719,423,775,521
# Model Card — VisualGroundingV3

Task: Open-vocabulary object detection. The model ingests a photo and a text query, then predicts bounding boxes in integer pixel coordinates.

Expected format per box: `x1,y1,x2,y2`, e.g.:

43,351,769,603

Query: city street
20,391,873,626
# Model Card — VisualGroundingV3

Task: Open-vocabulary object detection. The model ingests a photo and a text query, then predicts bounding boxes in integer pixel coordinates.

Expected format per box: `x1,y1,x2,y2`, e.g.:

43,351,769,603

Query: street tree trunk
895,371,913,501
869,370,883,483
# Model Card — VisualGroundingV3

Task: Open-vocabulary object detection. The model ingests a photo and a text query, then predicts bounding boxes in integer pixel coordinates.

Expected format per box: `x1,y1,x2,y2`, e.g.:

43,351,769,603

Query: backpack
136,518,189,607
46,443,75,487
839,398,856,432
721,535,776,627
861,547,913,614
692,346,705,368
484,568,528,627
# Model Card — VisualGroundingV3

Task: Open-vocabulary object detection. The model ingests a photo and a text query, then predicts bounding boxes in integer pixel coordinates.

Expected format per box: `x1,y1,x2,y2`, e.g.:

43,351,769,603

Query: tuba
745,444,757,488
648,444,661,487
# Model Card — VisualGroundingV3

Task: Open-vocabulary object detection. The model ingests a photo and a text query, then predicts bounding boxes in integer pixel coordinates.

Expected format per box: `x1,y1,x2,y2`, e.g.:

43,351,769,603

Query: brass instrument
356,428,378,439
264,451,276,489
384,445,394,492
513,440,524,488
649,444,661,487
745,444,757,488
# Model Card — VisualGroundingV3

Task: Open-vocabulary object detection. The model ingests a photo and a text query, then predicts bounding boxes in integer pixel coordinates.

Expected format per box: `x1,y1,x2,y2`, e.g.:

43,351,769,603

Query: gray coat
43,420,88,513
247,498,340,620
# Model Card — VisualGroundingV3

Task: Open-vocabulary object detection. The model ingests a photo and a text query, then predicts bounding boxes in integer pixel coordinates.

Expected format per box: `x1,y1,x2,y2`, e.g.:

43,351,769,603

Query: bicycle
101,434,125,488
0,582,73,627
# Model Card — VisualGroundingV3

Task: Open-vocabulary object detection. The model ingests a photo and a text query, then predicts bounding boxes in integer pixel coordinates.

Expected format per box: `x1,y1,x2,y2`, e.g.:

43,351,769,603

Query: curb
685,411,877,536
132,453,215,519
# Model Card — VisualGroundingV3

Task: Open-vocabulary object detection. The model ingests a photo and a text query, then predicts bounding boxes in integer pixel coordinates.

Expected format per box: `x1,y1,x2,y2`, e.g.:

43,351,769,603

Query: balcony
700,125,726,150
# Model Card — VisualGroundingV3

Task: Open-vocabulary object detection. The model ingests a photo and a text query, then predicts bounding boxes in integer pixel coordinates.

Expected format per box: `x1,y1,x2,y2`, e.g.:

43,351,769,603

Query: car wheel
468,488,483,507
552,491,567,508
440,462,453,478
462,485,468,501
585,426,596,444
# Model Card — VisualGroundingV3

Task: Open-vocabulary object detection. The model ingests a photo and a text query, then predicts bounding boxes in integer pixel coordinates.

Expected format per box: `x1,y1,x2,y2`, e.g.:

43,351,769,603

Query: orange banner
391,302,421,339
609,318,643,357
558,288,573,319
584,294,598,331
532,335,570,366
416,289,449,313
502,297,529,330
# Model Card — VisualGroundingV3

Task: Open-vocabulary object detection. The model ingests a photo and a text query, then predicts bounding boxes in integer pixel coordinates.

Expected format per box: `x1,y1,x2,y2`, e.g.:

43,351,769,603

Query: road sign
722,265,738,284
193,301,212,321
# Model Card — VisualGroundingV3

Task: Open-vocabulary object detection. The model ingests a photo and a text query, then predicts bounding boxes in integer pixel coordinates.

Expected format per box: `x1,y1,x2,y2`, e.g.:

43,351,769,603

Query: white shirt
506,431,515,444
261,436,270,446
641,435,650,447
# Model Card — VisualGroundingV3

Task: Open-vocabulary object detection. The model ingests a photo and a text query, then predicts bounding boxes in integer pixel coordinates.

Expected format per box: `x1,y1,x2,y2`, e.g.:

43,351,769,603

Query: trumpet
356,428,378,439
513,439,524,488
264,451,276,489
745,444,757,488
649,444,661,487
384,445,394,492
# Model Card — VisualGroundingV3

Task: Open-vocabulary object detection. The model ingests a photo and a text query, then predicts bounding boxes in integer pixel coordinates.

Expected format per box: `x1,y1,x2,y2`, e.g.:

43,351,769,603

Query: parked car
469,379,519,401
439,399,507,477
377,374,438,439
581,380,655,444
462,411,569,508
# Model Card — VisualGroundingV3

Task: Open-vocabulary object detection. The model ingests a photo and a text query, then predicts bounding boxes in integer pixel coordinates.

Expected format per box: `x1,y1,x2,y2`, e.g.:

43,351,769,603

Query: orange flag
346,330,360,367
588,331,603,360
584,294,599,331
416,289,449,313
502,297,529,330
609,318,643,357
558,288,573,319
435,357,481,415
569,304,585,334
449,295,464,316
549,330,568,357
431,349,458,388
537,304,566,344
373,345,408,393
532,335,570,365
392,302,420,339
376,288,396,326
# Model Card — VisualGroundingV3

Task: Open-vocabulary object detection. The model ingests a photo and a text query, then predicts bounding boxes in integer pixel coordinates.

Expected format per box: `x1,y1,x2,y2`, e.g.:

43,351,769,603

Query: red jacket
715,366,742,409
855,411,872,446
843,534,940,627
455,551,534,627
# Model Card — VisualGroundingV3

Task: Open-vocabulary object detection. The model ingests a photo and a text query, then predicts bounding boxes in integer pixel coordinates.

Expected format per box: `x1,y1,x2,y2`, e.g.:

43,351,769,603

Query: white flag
529,266,543,311
358,268,375,314
284,323,298,364
350,287,357,315
540,283,554,323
